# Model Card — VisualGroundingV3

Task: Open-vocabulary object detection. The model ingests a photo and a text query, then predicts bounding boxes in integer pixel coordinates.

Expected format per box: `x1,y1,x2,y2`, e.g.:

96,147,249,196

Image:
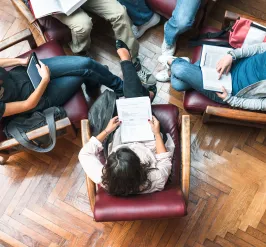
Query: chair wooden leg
0,152,10,165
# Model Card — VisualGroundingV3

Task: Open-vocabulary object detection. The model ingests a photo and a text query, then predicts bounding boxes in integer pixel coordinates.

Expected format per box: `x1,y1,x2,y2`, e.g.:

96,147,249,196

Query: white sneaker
132,13,161,39
155,57,191,82
161,38,176,57
155,69,170,82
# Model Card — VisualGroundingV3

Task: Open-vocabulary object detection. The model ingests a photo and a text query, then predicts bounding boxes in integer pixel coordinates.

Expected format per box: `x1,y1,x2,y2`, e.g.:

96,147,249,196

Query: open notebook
30,0,86,18
116,97,154,143
200,45,232,93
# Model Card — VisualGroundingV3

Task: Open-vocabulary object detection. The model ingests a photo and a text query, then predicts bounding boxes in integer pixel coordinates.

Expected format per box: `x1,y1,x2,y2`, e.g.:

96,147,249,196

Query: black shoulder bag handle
7,108,57,153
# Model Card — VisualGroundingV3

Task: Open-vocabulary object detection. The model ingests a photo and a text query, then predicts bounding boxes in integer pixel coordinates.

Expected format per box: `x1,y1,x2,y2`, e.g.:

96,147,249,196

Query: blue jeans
38,56,123,108
171,58,225,104
118,0,153,26
165,0,201,46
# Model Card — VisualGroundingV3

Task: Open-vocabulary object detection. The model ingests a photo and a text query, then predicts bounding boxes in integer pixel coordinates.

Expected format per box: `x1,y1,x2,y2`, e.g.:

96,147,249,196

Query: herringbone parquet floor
1,0,266,246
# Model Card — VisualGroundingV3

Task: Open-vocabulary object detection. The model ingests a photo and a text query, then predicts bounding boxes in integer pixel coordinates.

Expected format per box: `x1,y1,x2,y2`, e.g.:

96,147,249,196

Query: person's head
102,147,153,196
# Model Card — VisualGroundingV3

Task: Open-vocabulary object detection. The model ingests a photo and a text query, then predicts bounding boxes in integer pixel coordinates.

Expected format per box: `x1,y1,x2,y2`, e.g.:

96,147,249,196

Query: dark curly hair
102,147,155,196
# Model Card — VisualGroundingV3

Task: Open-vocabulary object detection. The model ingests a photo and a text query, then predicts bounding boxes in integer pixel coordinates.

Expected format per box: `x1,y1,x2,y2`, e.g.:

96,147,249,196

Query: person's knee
71,16,92,35
171,59,189,80
108,4,128,23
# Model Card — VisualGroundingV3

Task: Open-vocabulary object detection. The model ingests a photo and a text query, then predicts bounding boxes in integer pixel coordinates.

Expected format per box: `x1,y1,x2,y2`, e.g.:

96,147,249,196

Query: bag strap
8,107,57,153
188,40,231,47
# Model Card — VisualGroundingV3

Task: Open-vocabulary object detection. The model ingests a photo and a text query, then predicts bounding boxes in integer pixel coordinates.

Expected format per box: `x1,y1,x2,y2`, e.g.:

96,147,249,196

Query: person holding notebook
79,40,175,196
0,55,124,120
155,43,266,110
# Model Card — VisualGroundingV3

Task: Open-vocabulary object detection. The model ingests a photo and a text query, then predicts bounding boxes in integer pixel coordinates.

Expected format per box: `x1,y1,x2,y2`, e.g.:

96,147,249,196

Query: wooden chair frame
202,11,266,128
11,0,47,42
0,29,76,164
81,114,191,215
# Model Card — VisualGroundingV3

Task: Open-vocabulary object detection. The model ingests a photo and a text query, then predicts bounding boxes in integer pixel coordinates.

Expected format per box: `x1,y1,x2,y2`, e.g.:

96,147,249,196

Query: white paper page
201,67,232,93
116,97,154,143
30,0,62,18
60,0,87,16
201,45,232,93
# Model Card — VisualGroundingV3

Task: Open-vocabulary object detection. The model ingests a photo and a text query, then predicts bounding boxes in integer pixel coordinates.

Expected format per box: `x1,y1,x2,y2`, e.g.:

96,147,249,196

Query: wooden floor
1,0,266,246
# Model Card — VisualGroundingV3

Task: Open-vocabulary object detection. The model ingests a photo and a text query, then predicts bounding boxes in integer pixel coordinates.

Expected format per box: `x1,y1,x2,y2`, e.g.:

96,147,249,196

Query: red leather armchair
0,29,89,164
81,104,191,222
183,11,266,128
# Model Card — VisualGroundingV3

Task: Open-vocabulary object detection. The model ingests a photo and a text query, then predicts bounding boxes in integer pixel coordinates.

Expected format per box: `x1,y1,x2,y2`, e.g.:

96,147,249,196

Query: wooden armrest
181,115,191,204
81,119,96,214
12,0,36,24
0,117,71,151
205,106,266,124
0,29,37,52
223,10,266,29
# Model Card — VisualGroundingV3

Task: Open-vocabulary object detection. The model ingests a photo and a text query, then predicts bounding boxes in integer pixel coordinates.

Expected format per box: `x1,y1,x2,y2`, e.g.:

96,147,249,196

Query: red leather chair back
93,104,187,222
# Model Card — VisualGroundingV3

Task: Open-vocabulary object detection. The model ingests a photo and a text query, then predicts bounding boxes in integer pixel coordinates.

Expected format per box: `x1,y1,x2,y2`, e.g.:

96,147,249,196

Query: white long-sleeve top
78,127,175,194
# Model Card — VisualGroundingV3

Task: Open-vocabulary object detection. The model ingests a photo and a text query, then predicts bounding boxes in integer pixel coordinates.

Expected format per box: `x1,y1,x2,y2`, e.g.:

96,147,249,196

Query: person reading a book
79,40,174,196
0,56,123,120
156,43,266,110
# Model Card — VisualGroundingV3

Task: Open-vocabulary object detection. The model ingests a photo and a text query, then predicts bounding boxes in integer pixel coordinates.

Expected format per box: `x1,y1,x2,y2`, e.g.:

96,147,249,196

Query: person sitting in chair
156,43,266,111
0,56,124,119
79,40,175,196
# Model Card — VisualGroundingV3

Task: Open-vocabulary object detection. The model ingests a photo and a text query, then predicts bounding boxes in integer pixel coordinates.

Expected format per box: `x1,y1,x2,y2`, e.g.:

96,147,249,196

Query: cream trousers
54,0,139,59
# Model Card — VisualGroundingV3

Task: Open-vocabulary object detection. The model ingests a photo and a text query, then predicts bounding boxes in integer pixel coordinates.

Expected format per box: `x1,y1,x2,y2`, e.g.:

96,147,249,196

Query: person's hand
20,57,29,66
36,61,50,83
105,116,121,134
148,116,160,135
216,86,228,100
216,54,233,80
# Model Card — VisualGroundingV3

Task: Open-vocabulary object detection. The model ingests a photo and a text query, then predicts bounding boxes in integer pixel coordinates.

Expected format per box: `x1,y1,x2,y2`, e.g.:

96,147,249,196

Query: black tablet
26,52,42,89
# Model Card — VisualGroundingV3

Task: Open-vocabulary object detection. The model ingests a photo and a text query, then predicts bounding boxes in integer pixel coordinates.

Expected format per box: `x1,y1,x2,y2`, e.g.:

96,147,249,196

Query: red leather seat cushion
94,104,186,222
183,27,229,114
39,16,72,44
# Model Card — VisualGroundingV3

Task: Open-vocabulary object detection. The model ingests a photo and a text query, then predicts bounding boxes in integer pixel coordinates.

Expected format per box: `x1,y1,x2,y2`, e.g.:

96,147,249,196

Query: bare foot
117,48,131,61
149,91,154,100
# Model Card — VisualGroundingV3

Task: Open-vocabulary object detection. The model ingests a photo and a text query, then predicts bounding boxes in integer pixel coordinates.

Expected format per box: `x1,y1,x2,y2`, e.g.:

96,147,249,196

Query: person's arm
3,61,50,117
229,43,266,60
149,116,167,154
216,43,266,80
78,116,121,184
79,136,105,184
217,87,266,111
96,116,121,143
0,57,29,68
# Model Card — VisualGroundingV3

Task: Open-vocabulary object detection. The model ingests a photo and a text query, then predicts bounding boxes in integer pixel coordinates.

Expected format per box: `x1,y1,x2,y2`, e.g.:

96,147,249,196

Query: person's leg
171,58,226,104
161,0,201,56
118,0,153,26
53,9,93,53
82,0,139,61
83,0,156,86
43,76,84,107
117,48,149,98
41,56,124,97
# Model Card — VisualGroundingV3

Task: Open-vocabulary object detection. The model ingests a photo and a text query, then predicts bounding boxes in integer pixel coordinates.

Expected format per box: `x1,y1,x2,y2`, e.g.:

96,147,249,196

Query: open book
116,97,154,143
30,0,87,18
200,45,232,93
